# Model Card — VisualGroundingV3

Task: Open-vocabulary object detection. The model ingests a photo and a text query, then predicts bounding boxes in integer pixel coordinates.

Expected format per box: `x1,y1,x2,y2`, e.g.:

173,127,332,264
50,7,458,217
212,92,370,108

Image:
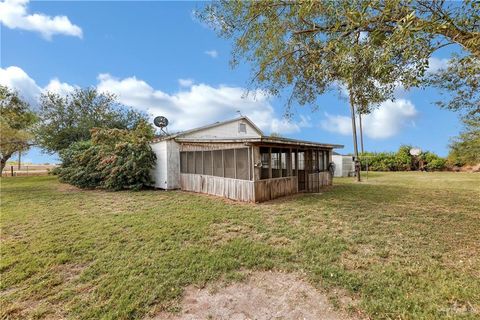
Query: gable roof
151,116,343,149
152,116,263,143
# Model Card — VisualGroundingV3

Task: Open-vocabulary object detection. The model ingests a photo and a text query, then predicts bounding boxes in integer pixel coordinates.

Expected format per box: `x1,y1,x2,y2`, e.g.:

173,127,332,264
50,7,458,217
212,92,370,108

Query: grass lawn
1,172,479,319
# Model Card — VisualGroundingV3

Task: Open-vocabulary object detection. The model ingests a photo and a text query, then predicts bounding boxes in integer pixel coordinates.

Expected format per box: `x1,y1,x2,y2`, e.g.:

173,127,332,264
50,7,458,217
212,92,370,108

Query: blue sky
1,0,463,164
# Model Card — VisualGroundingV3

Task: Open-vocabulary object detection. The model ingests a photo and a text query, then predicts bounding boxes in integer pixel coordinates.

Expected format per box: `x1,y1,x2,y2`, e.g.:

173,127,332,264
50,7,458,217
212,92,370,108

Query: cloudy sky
1,0,463,163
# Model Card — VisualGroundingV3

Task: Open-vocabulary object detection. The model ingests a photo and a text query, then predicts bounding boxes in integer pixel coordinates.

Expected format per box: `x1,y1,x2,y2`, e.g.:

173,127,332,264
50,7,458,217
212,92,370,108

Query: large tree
448,116,480,166
35,88,149,153
0,86,37,173
200,0,479,179
199,1,431,180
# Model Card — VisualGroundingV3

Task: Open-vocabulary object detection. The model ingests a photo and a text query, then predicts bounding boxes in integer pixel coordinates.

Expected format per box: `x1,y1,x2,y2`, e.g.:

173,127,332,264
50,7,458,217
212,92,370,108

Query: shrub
57,121,156,190
422,152,447,171
360,146,446,171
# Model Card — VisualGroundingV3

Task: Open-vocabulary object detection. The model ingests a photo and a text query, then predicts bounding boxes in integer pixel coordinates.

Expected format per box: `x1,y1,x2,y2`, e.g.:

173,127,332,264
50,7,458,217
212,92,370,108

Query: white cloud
178,78,194,87
321,99,417,139
1,66,310,135
0,66,76,106
0,66,42,104
97,73,308,134
427,57,449,74
204,50,218,58
44,78,76,96
0,0,82,39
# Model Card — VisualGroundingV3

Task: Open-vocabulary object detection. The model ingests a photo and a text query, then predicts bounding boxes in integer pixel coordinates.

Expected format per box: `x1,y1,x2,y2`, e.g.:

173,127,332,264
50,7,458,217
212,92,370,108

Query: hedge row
359,145,447,171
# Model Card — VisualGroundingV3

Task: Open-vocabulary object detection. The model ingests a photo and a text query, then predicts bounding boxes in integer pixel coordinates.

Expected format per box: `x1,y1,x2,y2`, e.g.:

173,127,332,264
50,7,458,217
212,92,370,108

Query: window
236,148,249,180
224,149,235,178
203,151,212,175
238,123,247,133
213,150,223,177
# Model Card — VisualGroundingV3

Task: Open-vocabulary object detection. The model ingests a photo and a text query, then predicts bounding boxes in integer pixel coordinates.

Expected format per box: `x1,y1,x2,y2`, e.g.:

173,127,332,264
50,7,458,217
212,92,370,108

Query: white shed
332,154,355,177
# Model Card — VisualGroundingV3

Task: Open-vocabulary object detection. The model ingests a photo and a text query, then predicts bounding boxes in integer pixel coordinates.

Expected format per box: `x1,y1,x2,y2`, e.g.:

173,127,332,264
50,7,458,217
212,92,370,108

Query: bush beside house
57,121,156,190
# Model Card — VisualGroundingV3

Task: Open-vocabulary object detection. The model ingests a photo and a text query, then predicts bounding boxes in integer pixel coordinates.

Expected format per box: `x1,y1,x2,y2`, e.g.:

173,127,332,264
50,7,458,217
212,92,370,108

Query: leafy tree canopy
35,88,149,153
448,116,480,166
200,0,479,113
57,120,156,191
0,85,37,172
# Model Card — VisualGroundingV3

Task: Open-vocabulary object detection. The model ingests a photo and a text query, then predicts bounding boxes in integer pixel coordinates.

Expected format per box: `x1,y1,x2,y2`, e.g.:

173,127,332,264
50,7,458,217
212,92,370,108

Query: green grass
1,172,479,319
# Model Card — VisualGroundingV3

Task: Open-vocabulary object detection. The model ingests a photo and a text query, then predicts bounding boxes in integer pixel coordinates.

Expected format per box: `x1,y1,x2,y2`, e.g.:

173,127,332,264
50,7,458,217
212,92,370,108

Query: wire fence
1,165,58,177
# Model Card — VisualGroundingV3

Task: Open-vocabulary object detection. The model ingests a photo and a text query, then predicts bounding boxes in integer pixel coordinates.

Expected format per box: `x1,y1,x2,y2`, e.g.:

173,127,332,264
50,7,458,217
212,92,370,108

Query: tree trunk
0,152,14,176
349,90,361,182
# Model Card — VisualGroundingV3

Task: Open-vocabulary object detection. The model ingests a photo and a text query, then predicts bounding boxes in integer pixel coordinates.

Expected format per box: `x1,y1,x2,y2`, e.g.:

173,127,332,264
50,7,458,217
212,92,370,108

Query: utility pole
349,90,361,182
358,113,364,154
18,150,21,170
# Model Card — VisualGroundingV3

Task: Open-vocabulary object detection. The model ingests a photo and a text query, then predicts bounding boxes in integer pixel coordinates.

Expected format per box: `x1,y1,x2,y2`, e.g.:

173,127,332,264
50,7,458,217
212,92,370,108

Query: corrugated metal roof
151,117,343,149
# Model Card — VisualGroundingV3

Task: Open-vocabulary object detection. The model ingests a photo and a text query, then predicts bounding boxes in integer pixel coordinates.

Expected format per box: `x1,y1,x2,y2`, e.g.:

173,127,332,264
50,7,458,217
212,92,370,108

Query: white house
150,116,343,202
332,153,355,177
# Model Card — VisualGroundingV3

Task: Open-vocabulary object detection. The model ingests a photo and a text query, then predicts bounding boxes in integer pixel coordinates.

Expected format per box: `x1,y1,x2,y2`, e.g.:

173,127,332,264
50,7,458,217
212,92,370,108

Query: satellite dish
410,148,422,156
154,116,169,128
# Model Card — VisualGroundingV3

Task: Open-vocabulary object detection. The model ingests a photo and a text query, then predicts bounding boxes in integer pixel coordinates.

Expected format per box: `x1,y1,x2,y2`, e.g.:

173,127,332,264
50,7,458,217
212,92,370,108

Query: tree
0,86,37,173
428,55,479,118
35,88,148,153
58,120,156,190
199,1,430,181
447,116,480,166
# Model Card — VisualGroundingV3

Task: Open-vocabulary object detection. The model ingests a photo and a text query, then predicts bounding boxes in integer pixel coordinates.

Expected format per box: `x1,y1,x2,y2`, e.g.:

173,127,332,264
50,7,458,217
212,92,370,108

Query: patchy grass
1,172,479,319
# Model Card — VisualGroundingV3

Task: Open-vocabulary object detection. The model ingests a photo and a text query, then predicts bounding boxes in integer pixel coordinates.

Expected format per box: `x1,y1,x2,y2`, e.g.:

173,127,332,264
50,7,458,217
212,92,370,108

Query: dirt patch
151,271,359,320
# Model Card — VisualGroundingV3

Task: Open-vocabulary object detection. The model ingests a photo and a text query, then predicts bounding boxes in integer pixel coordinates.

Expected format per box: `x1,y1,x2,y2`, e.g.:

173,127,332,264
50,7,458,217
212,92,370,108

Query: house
332,153,355,177
150,116,343,202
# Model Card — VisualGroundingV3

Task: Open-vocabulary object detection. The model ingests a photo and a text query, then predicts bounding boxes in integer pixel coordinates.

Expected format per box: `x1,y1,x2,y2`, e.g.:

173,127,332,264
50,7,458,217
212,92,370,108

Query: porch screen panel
187,151,195,174
203,151,212,175
291,150,297,176
319,150,324,171
281,149,288,177
180,152,187,173
260,147,270,180
213,150,223,177
324,151,329,170
271,148,281,178
195,151,203,174
298,151,305,170
312,150,318,171
224,149,235,178
235,148,249,180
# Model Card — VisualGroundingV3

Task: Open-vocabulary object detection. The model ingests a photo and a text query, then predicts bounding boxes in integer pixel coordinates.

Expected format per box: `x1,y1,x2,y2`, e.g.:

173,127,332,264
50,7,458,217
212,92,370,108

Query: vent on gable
238,123,247,134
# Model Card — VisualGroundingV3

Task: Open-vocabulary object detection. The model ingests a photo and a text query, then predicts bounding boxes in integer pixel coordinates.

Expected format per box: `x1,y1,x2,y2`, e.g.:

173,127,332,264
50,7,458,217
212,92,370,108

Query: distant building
332,153,355,177
150,117,343,202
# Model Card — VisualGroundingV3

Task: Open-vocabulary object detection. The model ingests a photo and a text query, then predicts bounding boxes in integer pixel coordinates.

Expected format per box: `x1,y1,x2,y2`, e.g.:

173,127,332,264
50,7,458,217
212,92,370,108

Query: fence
1,165,58,177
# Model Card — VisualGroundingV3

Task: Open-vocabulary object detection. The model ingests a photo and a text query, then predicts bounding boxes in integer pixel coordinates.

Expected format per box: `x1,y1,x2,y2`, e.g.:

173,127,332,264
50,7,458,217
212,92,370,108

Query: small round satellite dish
154,116,169,128
410,148,421,156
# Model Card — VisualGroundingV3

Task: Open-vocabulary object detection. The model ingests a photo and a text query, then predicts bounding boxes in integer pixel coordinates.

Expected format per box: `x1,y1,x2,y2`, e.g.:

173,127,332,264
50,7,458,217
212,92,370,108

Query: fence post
11,165,14,177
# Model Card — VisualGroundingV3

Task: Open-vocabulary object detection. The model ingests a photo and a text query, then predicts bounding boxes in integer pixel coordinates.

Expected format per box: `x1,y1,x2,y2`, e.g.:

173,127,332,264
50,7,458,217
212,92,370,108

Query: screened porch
178,143,333,202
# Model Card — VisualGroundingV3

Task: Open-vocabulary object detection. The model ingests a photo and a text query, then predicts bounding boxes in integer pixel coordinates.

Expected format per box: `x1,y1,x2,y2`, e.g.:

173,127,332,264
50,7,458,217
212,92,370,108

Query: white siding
332,155,355,177
151,141,168,188
182,120,261,139
150,139,181,189
165,140,180,189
